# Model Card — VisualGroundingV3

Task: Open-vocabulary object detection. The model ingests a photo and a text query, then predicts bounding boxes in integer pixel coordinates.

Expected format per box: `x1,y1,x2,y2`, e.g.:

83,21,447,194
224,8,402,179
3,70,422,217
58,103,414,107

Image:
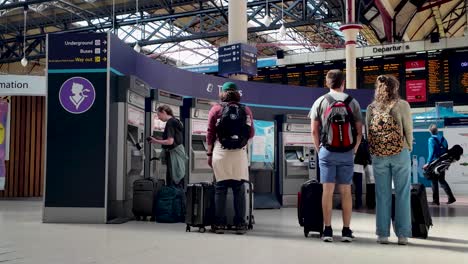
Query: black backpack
216,103,251,149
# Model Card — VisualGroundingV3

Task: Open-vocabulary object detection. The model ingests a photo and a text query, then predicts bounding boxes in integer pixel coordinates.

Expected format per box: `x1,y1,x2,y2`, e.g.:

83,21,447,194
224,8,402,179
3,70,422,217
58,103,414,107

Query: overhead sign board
218,43,258,76
48,33,108,69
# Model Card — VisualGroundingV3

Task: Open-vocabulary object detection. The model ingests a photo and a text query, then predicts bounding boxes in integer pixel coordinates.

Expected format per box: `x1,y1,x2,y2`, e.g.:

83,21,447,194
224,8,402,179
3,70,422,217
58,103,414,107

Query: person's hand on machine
146,136,159,144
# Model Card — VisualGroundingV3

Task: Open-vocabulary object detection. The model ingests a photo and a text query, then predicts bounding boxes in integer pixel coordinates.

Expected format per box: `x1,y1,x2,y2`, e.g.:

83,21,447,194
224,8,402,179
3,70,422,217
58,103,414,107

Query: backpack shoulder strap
315,96,327,120
344,95,353,106
324,94,335,104
432,136,440,146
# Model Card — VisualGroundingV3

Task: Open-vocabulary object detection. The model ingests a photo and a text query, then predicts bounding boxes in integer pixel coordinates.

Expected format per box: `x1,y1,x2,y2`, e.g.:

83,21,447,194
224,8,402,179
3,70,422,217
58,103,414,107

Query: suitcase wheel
304,231,309,238
150,216,155,222
135,215,141,221
186,225,191,232
248,224,253,230
199,227,206,233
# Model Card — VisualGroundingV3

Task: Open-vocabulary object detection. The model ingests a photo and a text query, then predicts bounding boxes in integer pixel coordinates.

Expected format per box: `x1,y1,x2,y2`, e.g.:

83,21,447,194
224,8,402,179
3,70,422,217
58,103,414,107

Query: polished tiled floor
0,198,467,264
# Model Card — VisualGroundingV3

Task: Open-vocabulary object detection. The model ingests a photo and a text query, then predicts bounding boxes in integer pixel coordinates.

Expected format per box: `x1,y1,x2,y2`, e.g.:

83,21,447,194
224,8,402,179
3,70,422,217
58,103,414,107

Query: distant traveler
206,82,255,235
309,69,363,243
367,75,412,245
147,105,186,187
423,124,456,205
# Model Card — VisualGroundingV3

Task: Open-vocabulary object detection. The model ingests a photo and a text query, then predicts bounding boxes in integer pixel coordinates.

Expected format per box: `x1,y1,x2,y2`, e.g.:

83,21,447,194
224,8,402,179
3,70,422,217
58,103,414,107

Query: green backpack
154,186,185,223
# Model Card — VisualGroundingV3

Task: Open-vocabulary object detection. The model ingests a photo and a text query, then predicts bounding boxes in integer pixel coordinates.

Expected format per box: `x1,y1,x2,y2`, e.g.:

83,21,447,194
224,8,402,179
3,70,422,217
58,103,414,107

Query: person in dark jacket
423,124,456,205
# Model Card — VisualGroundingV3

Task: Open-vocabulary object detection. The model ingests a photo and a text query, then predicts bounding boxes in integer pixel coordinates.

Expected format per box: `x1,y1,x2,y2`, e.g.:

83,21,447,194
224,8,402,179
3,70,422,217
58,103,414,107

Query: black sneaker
341,227,354,242
447,198,456,205
214,225,225,234
322,226,333,242
235,225,247,235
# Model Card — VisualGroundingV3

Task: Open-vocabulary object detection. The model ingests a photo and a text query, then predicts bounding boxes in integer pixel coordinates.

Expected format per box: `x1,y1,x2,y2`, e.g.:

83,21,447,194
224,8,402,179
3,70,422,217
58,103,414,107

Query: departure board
323,60,346,86
427,51,450,94
304,64,323,87
449,49,468,94
360,58,381,89
286,66,303,86
405,54,427,103
268,67,284,84
382,56,401,80
250,68,268,82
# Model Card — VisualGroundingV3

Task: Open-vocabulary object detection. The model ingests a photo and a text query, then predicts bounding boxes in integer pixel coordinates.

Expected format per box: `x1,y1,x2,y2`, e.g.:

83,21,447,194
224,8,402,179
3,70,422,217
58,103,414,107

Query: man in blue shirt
424,124,456,205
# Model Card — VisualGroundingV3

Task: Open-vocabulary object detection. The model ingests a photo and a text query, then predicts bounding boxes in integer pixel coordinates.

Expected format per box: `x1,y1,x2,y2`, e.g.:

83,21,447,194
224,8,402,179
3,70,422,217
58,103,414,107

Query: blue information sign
48,33,108,69
218,43,257,76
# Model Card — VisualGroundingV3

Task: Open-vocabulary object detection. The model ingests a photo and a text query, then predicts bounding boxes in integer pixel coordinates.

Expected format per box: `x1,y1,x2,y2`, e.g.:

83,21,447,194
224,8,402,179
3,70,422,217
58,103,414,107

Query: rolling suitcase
392,184,433,239
225,181,254,230
132,178,164,221
298,180,323,237
185,182,215,233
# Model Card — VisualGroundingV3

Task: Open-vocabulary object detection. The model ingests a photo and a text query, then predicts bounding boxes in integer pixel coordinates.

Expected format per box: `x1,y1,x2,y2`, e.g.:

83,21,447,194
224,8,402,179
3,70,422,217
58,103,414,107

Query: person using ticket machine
147,105,187,187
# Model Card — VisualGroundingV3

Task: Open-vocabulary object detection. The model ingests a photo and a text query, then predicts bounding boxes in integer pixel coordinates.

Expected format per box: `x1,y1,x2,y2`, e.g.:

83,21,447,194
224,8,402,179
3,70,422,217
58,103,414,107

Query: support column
339,0,362,89
228,0,248,81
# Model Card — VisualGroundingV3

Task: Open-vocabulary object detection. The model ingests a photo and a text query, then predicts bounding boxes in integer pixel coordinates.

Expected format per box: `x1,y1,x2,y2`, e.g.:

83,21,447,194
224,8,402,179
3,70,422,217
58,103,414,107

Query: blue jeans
215,180,245,226
372,149,412,238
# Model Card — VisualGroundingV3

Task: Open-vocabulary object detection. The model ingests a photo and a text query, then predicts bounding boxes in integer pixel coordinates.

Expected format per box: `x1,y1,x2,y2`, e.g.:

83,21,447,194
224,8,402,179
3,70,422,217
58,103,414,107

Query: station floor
0,197,467,264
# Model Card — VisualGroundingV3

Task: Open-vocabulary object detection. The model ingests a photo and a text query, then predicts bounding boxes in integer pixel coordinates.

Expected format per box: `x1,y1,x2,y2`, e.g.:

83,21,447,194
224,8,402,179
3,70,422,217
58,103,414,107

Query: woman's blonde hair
373,75,400,110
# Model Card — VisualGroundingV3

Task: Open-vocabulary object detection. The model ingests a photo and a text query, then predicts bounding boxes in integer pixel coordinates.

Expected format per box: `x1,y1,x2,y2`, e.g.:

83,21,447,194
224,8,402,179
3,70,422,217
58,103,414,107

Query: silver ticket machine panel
146,90,183,183
279,115,317,207
108,76,151,221
186,98,213,183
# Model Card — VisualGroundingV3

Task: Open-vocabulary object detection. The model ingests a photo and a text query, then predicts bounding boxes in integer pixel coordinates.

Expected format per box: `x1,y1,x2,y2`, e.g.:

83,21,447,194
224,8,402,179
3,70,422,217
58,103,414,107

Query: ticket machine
108,75,151,221
183,98,214,183
278,114,317,207
145,90,184,183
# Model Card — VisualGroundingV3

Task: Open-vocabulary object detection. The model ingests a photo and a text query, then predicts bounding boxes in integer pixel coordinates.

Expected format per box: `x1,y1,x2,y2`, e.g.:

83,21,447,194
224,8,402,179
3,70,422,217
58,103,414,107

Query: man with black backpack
424,124,456,205
206,82,255,235
309,70,363,243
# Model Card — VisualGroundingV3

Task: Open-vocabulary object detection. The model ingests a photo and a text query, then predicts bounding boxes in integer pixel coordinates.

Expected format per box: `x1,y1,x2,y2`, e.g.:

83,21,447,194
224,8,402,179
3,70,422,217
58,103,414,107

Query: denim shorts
319,148,354,185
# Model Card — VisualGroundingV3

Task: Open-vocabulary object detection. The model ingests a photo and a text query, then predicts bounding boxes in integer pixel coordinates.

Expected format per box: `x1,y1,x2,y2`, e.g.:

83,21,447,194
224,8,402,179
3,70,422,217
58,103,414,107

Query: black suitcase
185,182,215,233
392,184,433,239
225,181,254,230
132,178,164,221
298,180,323,237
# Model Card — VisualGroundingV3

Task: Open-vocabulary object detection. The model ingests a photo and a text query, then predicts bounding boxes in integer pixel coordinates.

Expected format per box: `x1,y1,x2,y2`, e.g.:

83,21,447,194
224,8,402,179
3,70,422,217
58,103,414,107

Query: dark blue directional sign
48,33,108,69
218,43,257,76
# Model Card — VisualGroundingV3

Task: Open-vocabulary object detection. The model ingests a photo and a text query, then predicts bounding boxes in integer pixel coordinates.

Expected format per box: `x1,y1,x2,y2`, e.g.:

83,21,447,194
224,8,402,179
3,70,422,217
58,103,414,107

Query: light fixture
21,57,28,67
278,0,286,38
262,0,272,27
263,15,272,27
21,7,28,67
134,43,141,53
134,0,142,53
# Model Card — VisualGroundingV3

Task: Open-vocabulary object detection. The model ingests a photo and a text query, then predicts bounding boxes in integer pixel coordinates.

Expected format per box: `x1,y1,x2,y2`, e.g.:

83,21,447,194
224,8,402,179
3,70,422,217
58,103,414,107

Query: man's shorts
319,148,354,185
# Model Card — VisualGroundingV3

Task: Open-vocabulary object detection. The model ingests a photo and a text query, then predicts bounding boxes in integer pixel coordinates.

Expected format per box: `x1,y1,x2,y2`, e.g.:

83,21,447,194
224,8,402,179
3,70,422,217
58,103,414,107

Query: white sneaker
398,237,408,245
377,236,389,244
